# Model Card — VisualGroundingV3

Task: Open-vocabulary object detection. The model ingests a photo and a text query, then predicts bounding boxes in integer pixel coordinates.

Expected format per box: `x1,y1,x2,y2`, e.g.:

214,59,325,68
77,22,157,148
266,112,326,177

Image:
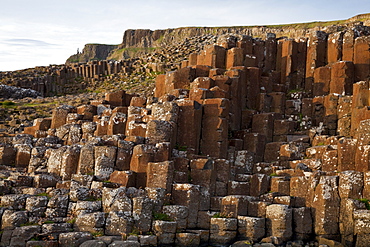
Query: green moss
175,143,187,151
20,222,39,227
212,212,229,218
157,34,165,43
92,231,104,237
129,227,140,236
42,220,54,224
67,218,76,224
358,198,370,210
153,212,172,221
36,192,51,199
0,100,15,106
85,196,102,202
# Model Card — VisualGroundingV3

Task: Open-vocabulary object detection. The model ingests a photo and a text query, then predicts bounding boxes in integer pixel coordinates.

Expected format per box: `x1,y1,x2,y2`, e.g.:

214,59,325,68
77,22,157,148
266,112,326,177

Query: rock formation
3,17,370,247
66,13,370,64
66,44,118,64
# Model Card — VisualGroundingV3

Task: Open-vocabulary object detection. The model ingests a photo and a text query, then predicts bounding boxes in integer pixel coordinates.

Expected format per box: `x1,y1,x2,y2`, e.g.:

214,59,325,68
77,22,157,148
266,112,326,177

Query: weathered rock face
0,84,40,99
118,23,362,50
66,44,118,64
4,18,370,247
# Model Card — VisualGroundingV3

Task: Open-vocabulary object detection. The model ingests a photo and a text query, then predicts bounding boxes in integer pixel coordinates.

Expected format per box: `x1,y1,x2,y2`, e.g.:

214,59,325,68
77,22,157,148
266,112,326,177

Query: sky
1,0,370,72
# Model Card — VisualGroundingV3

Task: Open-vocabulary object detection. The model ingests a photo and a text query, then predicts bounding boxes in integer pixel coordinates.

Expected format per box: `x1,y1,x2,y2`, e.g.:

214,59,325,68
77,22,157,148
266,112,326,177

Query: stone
146,161,174,193
59,232,93,247
60,145,81,180
175,232,200,247
338,170,363,199
221,195,250,218
252,113,277,142
75,212,106,233
10,225,41,246
107,112,127,135
163,205,188,230
176,99,202,154
266,204,292,241
171,184,200,228
132,196,153,232
210,217,237,246
51,105,76,129
293,207,313,239
313,66,331,96
33,174,58,188
305,31,328,94
337,137,357,171
94,146,117,181
79,240,107,247
14,143,32,168
26,196,48,217
109,170,136,187
330,61,354,95
145,120,173,144
105,211,133,235
237,216,265,242
1,194,28,210
41,223,72,234
105,90,125,107
354,36,370,82
312,176,340,236
139,235,157,246
0,145,16,165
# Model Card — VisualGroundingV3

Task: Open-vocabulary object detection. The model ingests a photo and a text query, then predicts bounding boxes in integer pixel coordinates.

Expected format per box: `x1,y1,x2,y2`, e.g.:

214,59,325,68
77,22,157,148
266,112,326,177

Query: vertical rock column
200,98,230,158
354,36,370,82
266,204,293,242
176,99,202,154
327,32,344,64
312,176,340,239
305,31,328,96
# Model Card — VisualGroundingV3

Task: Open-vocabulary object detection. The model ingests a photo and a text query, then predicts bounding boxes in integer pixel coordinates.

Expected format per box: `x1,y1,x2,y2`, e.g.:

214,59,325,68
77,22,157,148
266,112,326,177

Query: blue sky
1,0,370,71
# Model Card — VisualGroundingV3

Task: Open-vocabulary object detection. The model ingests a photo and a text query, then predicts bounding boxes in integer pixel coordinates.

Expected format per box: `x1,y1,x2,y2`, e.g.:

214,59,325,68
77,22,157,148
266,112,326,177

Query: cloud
0,51,13,56
3,39,57,47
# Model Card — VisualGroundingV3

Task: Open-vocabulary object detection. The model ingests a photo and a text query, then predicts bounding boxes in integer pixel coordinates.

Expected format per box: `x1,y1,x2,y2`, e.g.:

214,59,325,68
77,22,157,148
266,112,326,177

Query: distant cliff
66,13,370,63
66,44,118,64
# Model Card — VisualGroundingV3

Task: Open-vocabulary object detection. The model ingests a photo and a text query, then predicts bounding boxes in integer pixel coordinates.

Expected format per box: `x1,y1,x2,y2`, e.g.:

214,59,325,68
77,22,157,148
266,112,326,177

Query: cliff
66,44,118,64
118,13,370,49
65,13,370,63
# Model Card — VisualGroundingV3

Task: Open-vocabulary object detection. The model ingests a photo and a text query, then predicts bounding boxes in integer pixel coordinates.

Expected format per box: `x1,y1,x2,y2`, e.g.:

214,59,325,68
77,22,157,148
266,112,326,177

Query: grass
175,143,187,151
85,196,102,202
153,212,172,221
67,218,76,224
0,100,15,106
358,198,370,210
212,212,229,218
129,227,140,236
17,101,59,108
36,192,51,199
0,100,17,109
42,220,54,224
20,222,39,227
157,34,165,43
108,47,158,60
92,231,104,238
180,17,351,31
